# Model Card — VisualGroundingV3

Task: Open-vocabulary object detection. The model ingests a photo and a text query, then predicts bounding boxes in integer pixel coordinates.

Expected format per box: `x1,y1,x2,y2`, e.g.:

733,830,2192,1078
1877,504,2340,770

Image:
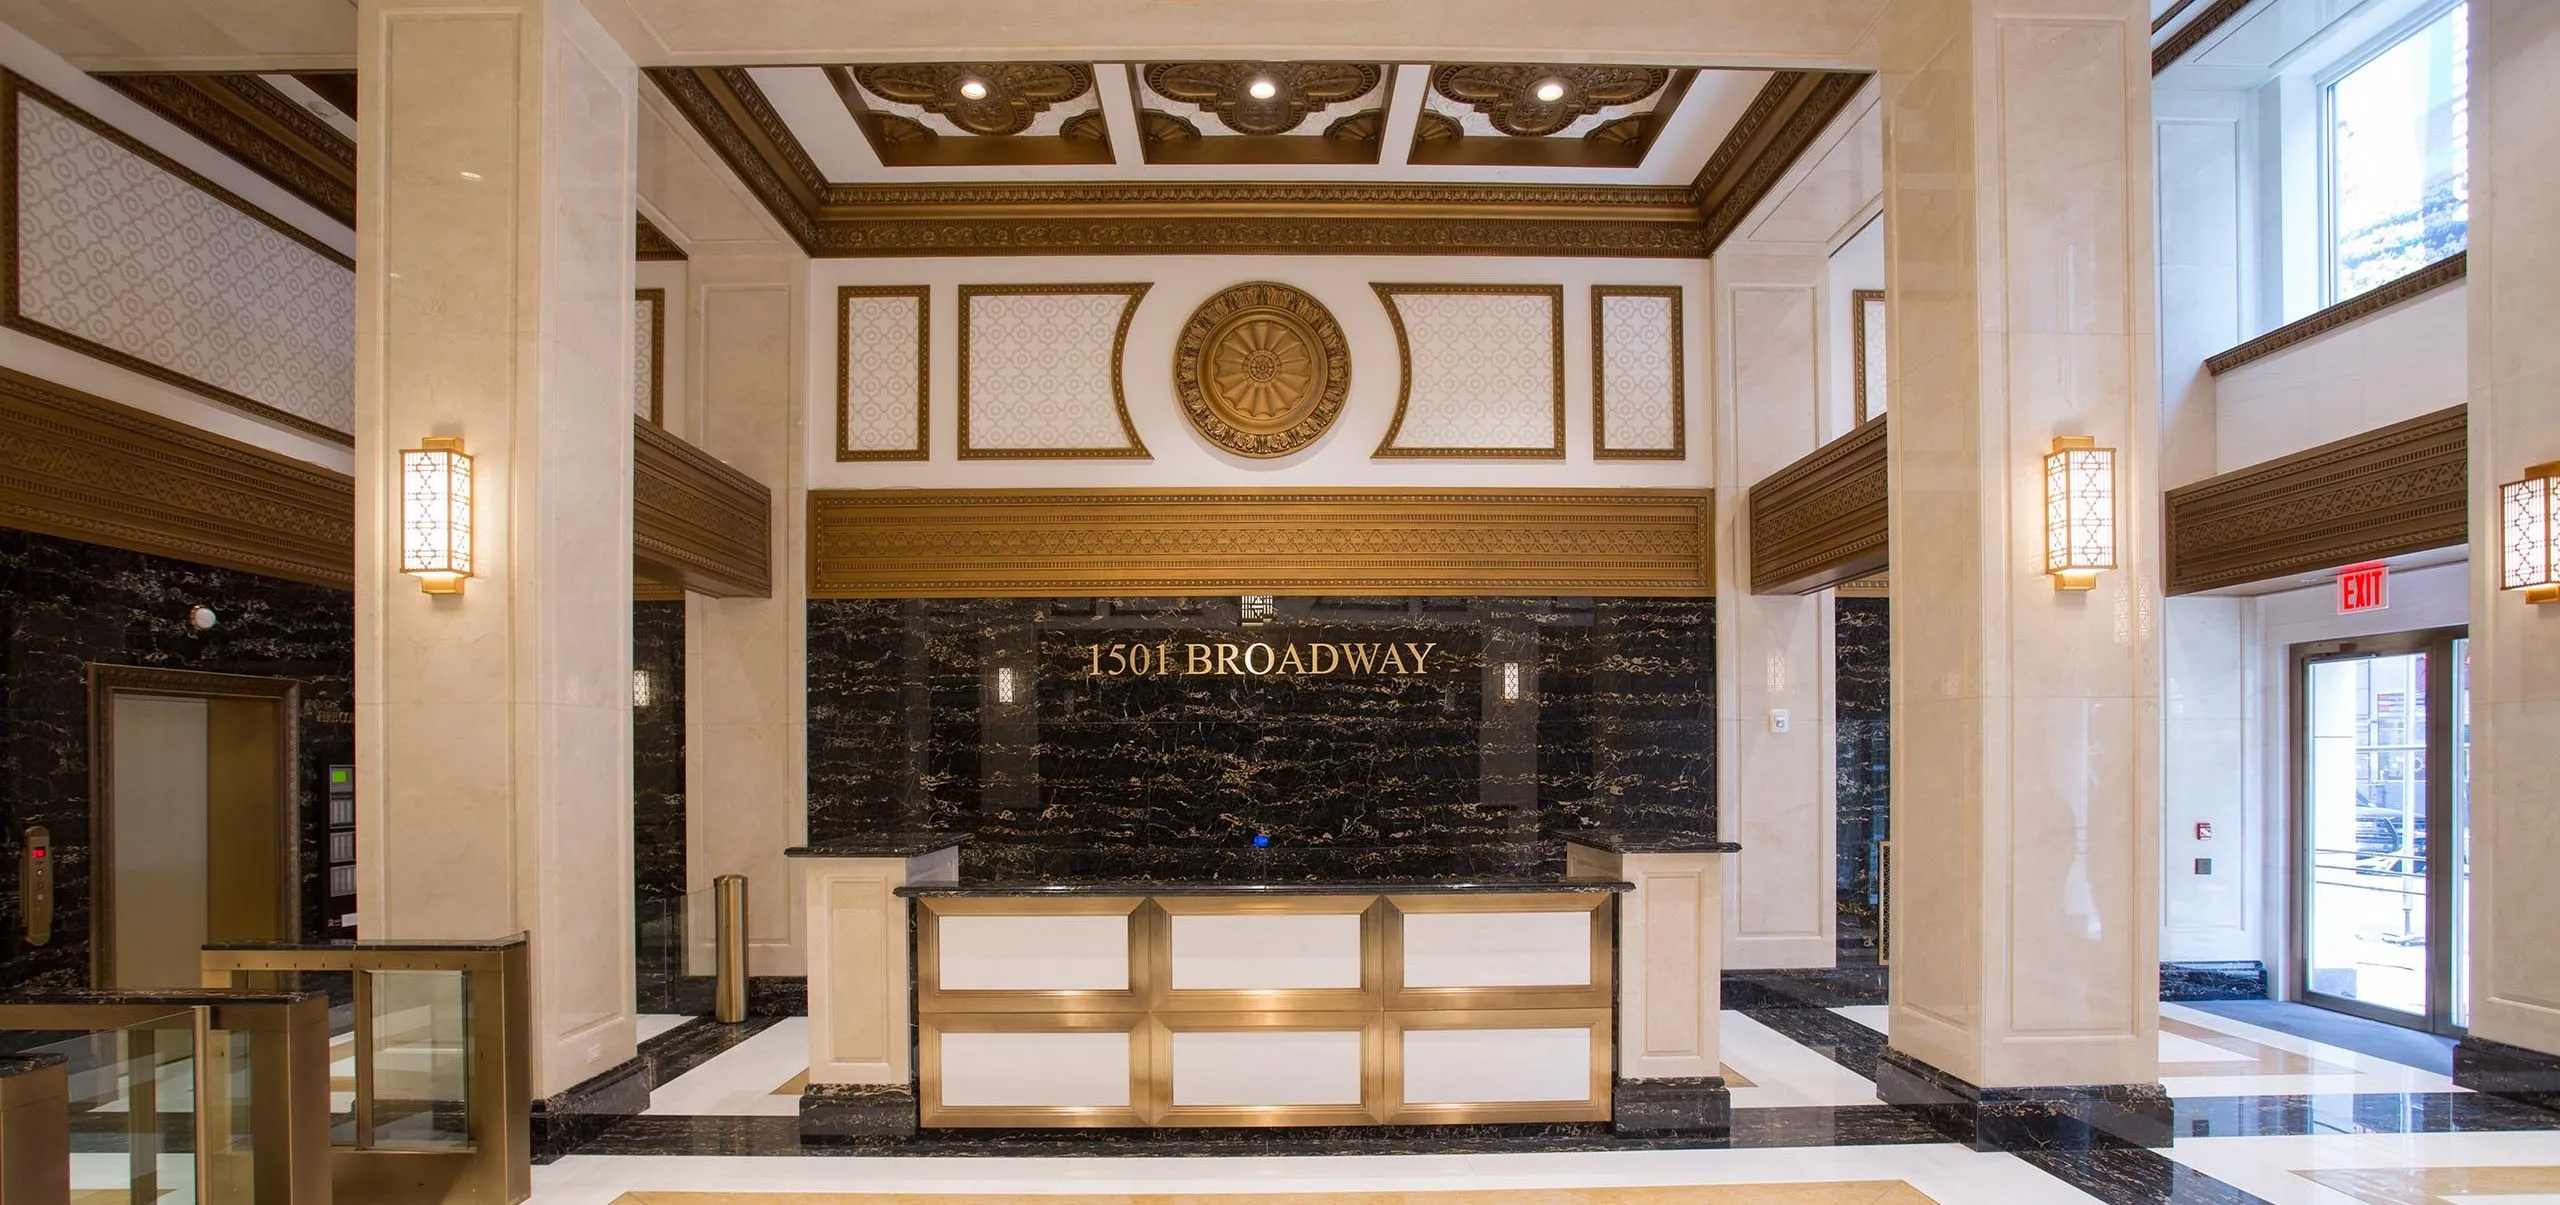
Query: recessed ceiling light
958,78,989,101
1534,79,1566,103
1247,77,1278,100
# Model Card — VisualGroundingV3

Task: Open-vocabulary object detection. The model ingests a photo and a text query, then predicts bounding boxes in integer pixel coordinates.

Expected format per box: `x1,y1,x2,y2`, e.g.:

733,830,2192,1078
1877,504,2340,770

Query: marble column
352,0,639,1100
1712,249,1838,969
2457,0,2560,1109
684,250,811,982
1866,0,2166,1147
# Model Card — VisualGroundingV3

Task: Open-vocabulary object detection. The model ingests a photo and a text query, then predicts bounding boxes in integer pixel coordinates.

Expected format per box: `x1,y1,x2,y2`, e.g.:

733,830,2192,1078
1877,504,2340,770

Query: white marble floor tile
1720,1010,1881,1108
2161,1003,2462,1097
637,1013,692,1044
645,1017,808,1117
2166,1129,2560,1205
1833,1004,1889,1034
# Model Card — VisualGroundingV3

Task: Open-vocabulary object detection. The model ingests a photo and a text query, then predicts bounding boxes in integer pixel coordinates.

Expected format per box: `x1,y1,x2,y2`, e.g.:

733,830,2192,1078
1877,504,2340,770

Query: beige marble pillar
352,0,639,1097
684,250,811,978
1866,0,2164,1121
1712,250,1838,969
2461,0,2560,1079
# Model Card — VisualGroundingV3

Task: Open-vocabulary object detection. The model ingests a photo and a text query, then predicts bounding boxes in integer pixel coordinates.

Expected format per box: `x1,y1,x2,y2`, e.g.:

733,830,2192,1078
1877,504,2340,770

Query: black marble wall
807,597,1714,878
633,601,687,1009
0,529,354,993
1835,597,1889,962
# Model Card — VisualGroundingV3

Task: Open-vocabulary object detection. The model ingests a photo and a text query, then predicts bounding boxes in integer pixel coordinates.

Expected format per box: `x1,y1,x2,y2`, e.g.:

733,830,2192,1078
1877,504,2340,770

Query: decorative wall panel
1373,286,1563,458
633,416,774,598
958,285,1149,459
2,76,354,445
837,285,929,461
2162,405,2466,595
807,488,1714,597
634,289,666,424
1592,286,1683,459
1747,416,1887,595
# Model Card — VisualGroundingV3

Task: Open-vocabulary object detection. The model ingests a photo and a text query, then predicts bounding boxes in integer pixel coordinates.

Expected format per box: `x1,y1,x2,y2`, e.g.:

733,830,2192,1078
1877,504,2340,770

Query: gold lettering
1187,643,1213,674
1128,643,1153,676
1103,644,1129,675
1159,641,1172,676
1244,642,1275,675
1405,642,1438,673
1088,644,1101,676
1340,643,1380,674
1276,644,1305,675
1309,643,1339,674
1379,643,1409,674
1216,643,1243,675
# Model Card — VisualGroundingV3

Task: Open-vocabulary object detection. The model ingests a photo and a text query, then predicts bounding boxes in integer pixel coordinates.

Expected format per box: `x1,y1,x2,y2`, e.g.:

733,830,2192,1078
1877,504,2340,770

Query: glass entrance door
2296,628,2469,1032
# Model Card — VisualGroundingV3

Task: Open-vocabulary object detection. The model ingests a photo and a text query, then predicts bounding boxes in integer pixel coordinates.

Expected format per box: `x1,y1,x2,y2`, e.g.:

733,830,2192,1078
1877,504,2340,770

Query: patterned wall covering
1373,285,1563,457
1834,595,1889,963
806,595,1715,880
837,286,928,460
1593,286,1683,459
633,290,664,424
958,285,1149,458
6,82,355,444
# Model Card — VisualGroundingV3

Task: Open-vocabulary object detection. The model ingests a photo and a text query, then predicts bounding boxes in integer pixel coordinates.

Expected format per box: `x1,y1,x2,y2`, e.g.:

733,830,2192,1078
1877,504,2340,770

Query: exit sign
2338,561,2389,613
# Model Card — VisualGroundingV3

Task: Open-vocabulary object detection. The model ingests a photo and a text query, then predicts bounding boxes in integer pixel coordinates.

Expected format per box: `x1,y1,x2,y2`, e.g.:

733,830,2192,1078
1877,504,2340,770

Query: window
2327,3,2468,300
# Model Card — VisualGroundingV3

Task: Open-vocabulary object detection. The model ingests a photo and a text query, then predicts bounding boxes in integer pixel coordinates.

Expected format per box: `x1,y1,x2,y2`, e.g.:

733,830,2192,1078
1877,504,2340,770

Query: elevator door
2295,629,2470,1033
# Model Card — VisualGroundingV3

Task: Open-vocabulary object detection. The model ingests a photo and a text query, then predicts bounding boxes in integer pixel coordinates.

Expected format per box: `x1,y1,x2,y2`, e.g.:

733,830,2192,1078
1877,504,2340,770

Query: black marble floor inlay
2014,1148,2274,1205
1738,1004,1888,1079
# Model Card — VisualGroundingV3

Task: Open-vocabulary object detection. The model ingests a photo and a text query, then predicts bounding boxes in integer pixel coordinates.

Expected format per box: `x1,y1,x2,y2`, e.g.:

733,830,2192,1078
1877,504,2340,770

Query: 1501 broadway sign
1084,639,1443,678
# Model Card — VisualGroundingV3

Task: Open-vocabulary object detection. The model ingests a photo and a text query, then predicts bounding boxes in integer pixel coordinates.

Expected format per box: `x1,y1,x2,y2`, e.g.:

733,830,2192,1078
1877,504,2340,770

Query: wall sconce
400,435,474,595
2501,461,2560,603
1500,661,1522,705
995,666,1019,705
2043,436,2116,592
632,670,654,709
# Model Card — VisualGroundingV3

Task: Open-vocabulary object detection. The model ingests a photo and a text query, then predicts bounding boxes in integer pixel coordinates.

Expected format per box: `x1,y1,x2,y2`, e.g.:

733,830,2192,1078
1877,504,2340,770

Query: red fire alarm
2338,561,2389,614
2194,822,2213,841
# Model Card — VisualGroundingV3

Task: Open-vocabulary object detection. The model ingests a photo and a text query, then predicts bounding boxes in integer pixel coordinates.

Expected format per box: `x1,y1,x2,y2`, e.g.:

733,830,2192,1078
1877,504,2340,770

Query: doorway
87,665,301,989
2291,628,2471,1033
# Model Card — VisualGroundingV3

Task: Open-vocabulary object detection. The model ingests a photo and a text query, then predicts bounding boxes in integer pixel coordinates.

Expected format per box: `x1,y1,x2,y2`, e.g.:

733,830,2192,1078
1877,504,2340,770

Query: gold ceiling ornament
1411,111,1463,142
1172,281,1351,459
1323,109,1386,144
1141,62,1384,136
1429,65,1670,136
848,63,1094,137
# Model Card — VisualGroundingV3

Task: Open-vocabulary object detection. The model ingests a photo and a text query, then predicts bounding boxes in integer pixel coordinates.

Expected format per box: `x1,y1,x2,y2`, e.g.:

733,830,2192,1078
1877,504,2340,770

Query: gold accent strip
1591,284,1687,461
807,487,1715,598
956,283,1151,460
2204,253,2465,376
836,284,931,461
1372,284,1566,459
637,288,667,427
0,71,355,447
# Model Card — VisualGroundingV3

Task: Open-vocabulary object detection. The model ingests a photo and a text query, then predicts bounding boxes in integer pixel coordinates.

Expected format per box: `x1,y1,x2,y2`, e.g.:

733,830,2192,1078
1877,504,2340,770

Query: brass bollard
714,874,748,1024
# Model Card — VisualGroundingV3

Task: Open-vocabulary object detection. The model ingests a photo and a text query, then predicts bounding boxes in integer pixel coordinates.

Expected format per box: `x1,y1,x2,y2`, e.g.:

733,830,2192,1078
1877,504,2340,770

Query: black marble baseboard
1721,965,1888,1009
532,1056,653,1160
1875,1048,2173,1151
801,1084,920,1141
2160,961,2270,1001
1612,1077,1729,1136
2455,1034,2560,1115
750,976,808,1017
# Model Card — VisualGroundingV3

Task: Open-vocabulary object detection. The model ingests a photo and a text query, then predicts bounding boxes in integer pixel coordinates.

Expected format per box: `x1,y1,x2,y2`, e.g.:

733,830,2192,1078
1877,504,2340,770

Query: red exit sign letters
2337,561,2389,614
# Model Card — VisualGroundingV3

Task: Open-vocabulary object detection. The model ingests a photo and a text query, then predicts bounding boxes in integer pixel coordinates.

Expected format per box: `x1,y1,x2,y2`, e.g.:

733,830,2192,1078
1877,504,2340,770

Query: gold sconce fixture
400,435,474,595
2501,461,2560,604
1500,661,1523,705
2043,435,2116,592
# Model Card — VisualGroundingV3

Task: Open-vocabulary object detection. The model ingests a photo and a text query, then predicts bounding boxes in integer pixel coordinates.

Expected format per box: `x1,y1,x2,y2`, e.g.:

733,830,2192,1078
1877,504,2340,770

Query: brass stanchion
714,874,748,1024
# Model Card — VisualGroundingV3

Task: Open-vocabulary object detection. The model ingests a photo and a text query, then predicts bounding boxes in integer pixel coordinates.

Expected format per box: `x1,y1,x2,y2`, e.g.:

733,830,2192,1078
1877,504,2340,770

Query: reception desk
792,835,1734,1138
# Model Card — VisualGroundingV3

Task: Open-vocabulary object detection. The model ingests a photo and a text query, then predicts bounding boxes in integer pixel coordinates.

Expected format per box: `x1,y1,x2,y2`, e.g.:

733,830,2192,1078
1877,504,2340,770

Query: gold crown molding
0,72,355,448
1591,285,1686,461
836,284,930,462
1429,65,1670,137
1172,280,1350,459
0,365,354,589
1372,284,1566,460
2162,405,2465,596
2204,253,2465,376
1691,71,1870,255
1141,62,1383,136
636,289,667,426
2153,0,2260,75
1851,288,1885,424
636,213,688,261
1835,573,1891,597
646,67,826,249
1747,416,1888,595
807,487,1713,598
99,72,355,228
956,284,1151,460
633,415,774,598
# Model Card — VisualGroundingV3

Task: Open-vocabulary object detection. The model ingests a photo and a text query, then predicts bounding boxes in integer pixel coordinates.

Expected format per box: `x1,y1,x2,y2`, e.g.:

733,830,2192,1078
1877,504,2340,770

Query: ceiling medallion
850,63,1095,136
1173,282,1350,459
1430,65,1670,137
1143,62,1383,136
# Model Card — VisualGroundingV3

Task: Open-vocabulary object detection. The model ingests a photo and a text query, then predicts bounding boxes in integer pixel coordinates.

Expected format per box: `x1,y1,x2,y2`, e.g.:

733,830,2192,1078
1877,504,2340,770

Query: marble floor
530,992,2560,1205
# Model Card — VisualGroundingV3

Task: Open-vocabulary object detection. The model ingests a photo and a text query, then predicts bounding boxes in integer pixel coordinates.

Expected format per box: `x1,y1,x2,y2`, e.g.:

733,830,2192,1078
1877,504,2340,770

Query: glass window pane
2304,653,2430,1016
370,969,472,1149
2330,3,2469,299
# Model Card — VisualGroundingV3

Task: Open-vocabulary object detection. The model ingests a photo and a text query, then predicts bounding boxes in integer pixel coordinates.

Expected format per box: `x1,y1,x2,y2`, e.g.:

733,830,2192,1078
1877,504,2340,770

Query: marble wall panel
632,600,687,1008
1834,596,1888,962
0,530,353,994
805,596,1713,878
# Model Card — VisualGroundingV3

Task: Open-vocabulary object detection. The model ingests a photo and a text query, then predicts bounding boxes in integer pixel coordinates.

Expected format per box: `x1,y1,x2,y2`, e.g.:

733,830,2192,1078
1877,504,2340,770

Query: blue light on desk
1252,832,1271,848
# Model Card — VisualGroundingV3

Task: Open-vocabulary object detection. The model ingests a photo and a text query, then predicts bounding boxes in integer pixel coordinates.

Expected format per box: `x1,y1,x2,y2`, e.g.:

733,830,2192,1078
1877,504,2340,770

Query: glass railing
635,884,720,1017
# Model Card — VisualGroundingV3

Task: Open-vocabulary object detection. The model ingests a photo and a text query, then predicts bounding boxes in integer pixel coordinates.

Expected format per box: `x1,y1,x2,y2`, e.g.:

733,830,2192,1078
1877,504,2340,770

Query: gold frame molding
0,72,355,447
1851,288,1886,424
1382,1007,1614,1124
1590,284,1686,460
808,487,1715,597
2205,252,2465,376
956,283,1151,460
1372,283,1566,459
835,284,931,461
635,288,667,426
1382,892,1615,1012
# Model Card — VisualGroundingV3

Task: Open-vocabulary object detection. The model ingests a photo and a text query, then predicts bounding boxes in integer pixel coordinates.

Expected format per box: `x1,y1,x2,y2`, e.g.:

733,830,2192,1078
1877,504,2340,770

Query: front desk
793,834,1735,1138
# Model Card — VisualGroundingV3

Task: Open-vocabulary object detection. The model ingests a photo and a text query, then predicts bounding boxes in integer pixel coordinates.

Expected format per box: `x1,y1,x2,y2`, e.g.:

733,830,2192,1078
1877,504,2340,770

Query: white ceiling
753,62,1775,187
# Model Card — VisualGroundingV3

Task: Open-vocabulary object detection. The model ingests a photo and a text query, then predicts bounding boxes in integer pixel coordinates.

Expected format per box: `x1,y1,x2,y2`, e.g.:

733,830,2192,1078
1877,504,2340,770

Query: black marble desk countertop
785,835,973,859
1558,833,1744,855
890,844,1631,898
897,877,1632,898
